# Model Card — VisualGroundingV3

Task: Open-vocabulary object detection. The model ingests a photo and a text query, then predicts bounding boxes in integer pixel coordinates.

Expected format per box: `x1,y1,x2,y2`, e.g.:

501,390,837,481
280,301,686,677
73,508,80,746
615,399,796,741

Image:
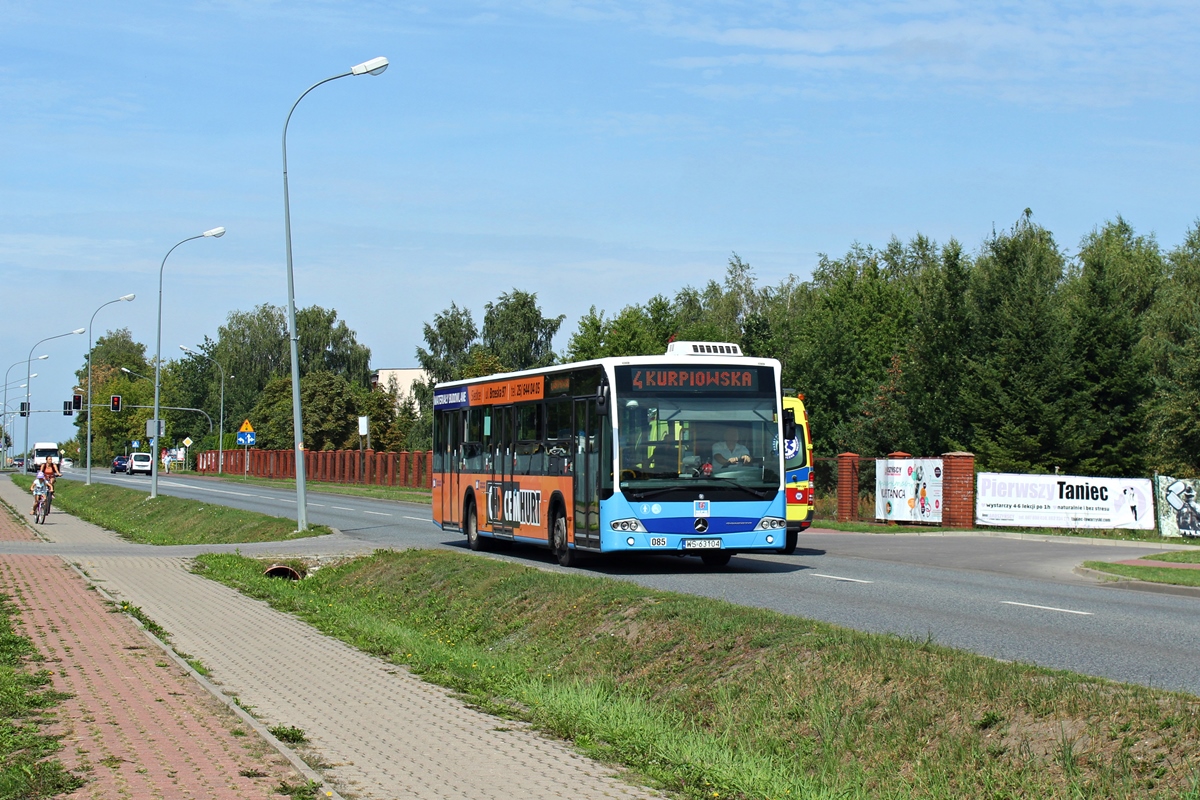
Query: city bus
432,341,795,567
781,392,814,547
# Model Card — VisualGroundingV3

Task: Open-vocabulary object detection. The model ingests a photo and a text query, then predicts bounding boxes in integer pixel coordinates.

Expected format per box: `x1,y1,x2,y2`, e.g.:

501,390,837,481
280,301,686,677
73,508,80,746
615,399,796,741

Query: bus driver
712,426,752,466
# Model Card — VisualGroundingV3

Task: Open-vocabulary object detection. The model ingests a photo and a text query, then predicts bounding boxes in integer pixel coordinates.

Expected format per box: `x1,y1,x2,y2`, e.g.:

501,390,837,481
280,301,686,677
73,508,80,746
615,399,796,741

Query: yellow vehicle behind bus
781,392,814,552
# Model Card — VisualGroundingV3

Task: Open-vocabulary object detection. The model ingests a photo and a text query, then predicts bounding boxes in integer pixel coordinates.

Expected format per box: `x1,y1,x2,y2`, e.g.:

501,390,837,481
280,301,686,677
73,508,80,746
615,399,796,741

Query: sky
2,0,1198,447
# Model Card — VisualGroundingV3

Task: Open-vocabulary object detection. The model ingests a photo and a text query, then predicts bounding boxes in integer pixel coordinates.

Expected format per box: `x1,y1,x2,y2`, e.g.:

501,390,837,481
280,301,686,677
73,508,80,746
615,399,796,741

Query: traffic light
63,401,73,416
19,402,28,418
110,395,122,412
72,394,82,410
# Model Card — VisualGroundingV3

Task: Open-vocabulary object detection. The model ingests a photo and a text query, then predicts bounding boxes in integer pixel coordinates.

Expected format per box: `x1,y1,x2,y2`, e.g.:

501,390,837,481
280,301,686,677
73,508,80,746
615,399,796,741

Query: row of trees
415,213,1200,478
74,304,419,466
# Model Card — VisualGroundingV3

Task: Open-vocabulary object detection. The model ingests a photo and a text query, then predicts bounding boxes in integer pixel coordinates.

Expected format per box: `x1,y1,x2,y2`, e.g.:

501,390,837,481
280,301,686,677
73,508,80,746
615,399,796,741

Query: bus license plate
684,539,721,550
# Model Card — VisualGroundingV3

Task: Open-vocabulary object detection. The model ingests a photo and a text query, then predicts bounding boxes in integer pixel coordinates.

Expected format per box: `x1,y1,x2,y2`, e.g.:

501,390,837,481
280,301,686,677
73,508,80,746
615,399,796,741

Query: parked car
111,455,128,474
10,458,24,470
128,452,152,476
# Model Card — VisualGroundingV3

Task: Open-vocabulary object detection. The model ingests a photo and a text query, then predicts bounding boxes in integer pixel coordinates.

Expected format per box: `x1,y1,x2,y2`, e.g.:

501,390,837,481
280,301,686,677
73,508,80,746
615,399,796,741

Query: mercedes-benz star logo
693,518,709,533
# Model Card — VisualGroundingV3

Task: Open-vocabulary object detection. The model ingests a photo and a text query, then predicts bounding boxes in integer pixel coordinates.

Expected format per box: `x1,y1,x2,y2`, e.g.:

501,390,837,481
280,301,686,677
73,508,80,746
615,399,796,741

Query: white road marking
362,510,391,517
331,506,354,511
309,503,325,507
811,573,873,584
160,481,256,498
403,515,429,522
1002,601,1092,616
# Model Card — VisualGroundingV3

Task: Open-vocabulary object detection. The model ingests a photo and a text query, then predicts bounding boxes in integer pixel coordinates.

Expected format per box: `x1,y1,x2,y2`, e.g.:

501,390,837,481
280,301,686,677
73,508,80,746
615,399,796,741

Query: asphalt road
60,469,1200,696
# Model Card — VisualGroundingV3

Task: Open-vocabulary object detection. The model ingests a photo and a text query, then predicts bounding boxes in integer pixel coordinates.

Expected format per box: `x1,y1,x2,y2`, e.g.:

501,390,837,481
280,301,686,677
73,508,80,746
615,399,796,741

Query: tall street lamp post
283,55,388,531
5,356,45,465
151,228,225,499
180,345,229,474
25,330,85,470
87,294,136,485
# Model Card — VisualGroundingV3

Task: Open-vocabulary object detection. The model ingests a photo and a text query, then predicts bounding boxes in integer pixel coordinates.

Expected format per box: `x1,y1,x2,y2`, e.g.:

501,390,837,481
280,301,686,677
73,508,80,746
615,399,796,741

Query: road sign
239,419,254,433
182,437,193,448
236,431,256,446
146,419,165,438
132,440,140,449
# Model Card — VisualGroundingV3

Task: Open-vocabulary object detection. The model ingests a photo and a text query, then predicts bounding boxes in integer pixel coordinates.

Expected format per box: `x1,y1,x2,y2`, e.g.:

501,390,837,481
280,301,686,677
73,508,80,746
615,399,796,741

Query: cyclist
31,472,50,516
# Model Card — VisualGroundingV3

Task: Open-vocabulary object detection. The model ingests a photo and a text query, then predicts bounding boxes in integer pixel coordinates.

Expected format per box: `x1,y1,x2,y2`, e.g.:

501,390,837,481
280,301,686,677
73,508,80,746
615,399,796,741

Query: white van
31,442,60,472
128,452,153,476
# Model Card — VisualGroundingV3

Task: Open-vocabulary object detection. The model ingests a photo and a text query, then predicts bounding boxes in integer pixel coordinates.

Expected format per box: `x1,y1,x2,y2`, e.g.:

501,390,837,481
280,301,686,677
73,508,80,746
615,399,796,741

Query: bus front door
489,406,515,539
446,410,461,529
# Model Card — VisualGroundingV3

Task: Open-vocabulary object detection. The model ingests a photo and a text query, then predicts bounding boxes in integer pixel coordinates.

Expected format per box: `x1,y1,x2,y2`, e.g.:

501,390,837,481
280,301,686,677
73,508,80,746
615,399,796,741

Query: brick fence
195,449,434,489
833,451,975,528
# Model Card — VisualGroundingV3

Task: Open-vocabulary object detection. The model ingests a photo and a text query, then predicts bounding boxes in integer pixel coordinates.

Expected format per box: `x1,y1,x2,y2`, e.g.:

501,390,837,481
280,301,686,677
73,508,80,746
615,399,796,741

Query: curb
1073,565,1200,599
65,560,347,800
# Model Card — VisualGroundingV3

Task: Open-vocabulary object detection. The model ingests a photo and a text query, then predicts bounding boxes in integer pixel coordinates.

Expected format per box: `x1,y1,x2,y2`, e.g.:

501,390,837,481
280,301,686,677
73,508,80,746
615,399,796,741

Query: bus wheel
700,551,731,568
465,503,487,551
781,530,798,555
551,511,575,567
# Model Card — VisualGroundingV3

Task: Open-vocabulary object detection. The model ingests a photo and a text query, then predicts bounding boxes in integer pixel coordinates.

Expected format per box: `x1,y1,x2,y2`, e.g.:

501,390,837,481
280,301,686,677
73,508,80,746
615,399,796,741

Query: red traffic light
110,395,122,412
72,393,83,410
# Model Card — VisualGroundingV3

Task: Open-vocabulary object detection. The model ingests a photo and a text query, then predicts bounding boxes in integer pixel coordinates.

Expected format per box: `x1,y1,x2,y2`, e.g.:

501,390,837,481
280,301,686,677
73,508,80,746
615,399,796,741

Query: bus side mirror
782,409,797,442
596,384,609,416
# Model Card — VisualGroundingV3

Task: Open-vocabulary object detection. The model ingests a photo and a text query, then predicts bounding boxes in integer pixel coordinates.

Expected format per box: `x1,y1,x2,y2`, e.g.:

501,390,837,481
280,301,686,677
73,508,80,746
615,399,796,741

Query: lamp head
202,227,226,238
36,355,48,361
120,367,131,374
179,345,191,353
352,56,389,76
120,294,136,302
71,328,85,335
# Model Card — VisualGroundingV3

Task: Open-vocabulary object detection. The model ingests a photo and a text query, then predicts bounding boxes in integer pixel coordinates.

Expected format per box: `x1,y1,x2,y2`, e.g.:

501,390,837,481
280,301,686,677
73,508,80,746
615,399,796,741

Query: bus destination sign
627,367,759,392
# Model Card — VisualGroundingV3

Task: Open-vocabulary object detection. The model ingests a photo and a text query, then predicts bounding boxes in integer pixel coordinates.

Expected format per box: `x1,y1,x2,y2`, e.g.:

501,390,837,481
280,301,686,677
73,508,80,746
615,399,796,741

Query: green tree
250,371,358,451
1062,218,1162,476
416,302,479,383
73,329,152,466
481,289,564,372
1144,220,1200,475
297,306,372,387
961,214,1076,472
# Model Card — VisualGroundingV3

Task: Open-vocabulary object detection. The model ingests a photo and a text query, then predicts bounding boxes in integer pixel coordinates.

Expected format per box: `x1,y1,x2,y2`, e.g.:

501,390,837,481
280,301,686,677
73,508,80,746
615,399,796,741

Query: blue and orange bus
432,341,795,567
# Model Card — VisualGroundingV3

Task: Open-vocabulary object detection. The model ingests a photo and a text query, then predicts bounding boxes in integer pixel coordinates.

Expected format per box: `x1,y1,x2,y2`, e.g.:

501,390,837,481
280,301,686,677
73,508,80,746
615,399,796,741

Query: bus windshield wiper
625,486,688,501
624,480,771,501
702,478,771,499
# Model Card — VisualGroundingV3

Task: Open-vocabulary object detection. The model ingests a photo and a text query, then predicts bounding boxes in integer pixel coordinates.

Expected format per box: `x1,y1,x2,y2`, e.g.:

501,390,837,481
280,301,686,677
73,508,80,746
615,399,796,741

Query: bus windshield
616,395,780,499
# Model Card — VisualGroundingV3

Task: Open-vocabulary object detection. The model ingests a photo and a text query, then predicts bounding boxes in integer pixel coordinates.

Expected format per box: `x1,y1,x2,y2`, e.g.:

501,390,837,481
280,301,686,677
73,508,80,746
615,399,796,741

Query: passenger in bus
652,429,678,473
712,426,752,466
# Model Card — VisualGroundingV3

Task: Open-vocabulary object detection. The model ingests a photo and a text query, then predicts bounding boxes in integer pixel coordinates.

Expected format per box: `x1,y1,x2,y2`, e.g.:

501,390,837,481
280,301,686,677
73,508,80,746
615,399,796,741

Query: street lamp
180,345,229,474
25,330,85,471
151,228,224,499
86,294,136,485
120,366,151,381
5,356,45,464
283,56,388,531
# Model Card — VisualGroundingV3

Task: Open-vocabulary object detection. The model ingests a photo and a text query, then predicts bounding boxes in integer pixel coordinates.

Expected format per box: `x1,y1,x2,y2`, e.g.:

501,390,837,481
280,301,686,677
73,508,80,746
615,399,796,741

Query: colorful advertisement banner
976,473,1154,529
876,458,943,523
1155,476,1200,538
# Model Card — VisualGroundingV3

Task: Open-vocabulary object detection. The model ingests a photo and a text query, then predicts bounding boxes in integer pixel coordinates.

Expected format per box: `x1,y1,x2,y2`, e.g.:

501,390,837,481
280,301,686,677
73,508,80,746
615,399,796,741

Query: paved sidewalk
0,479,663,800
0,509,306,798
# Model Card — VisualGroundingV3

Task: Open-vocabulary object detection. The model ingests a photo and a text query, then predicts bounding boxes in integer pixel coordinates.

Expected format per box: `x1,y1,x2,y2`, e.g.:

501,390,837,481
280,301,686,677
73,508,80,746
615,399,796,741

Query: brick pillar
837,452,860,522
424,451,433,489
942,452,976,529
364,449,374,484
399,452,409,487
386,452,395,486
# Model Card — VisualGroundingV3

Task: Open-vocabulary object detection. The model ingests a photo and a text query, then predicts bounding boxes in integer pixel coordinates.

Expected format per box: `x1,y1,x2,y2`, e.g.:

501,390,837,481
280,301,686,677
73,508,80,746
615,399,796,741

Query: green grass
196,549,1200,800
10,475,330,544
170,470,433,505
0,594,84,799
1082,561,1200,588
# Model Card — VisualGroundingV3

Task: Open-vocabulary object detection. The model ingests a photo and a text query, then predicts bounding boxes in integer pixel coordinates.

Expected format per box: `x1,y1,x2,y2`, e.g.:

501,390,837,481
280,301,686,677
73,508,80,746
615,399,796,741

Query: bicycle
33,491,50,524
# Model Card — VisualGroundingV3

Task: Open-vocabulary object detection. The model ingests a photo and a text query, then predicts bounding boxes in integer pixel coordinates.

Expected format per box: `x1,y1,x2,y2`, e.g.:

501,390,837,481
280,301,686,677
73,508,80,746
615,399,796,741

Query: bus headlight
755,517,787,530
627,537,636,546
611,518,647,532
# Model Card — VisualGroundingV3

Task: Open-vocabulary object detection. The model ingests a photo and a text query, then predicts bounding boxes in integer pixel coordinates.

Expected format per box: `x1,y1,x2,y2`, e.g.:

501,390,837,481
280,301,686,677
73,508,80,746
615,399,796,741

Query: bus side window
433,410,445,473
464,408,484,472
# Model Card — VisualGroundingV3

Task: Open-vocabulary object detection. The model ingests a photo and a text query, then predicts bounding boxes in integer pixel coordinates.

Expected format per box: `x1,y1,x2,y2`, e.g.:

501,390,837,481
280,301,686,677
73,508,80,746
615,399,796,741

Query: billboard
876,458,943,523
976,473,1154,529
1155,476,1200,538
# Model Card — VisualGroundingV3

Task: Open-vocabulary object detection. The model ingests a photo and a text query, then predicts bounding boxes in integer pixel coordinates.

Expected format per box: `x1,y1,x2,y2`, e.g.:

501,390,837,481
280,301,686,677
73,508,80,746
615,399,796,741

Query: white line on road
362,511,391,517
811,573,873,584
160,481,256,498
331,506,354,511
403,515,429,522
309,503,325,507
1001,601,1092,616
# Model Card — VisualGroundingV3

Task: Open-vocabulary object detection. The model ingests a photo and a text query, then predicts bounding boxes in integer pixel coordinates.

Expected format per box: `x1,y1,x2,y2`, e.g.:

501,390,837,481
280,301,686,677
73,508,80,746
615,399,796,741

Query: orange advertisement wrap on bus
434,472,573,544
467,377,544,406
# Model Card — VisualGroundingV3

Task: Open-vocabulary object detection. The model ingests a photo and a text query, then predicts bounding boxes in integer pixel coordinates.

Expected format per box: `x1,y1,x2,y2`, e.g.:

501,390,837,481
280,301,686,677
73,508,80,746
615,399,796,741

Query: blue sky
2,0,1198,446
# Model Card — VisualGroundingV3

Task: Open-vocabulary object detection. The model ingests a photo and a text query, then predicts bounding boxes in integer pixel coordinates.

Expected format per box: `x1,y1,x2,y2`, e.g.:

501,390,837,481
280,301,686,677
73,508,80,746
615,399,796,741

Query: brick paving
0,478,665,800
0,542,306,797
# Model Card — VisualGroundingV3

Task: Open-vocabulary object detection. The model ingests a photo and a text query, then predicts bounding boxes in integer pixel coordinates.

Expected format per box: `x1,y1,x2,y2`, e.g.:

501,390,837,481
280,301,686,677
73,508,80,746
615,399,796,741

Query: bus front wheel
781,530,798,555
551,511,576,567
465,503,487,551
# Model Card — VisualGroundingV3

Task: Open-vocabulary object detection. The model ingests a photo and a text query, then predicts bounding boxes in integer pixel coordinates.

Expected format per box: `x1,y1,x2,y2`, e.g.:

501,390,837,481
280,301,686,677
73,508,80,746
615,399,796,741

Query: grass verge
169,470,433,505
0,594,83,798
1082,561,1200,588
197,549,1200,800
10,475,330,545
